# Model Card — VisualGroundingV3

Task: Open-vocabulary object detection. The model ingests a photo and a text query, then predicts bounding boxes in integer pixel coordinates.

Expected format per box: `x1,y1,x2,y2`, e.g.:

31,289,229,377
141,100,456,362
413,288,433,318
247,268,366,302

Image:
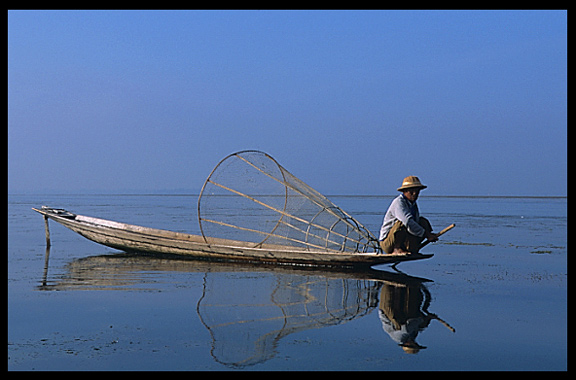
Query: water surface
8,194,567,370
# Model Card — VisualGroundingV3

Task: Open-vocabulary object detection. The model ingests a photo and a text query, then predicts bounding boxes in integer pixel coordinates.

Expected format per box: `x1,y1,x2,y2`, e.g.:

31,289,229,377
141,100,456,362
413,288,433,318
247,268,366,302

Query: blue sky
8,10,567,196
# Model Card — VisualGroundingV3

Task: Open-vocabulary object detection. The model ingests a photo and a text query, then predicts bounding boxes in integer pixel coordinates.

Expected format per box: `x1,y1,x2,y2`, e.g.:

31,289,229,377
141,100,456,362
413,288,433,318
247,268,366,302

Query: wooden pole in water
43,215,51,248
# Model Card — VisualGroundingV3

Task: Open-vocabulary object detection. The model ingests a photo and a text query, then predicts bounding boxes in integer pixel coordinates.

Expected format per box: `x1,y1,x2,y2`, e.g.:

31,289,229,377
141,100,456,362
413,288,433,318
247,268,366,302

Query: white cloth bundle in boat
198,150,378,253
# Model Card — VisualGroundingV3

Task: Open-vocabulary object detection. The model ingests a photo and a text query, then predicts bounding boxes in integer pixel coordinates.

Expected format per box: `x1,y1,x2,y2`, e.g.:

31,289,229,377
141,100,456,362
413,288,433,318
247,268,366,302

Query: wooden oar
420,223,455,249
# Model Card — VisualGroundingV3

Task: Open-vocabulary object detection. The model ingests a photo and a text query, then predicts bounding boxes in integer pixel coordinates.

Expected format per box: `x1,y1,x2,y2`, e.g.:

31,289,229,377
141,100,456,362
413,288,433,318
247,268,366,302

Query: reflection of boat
38,253,449,367
37,251,431,291
32,151,434,268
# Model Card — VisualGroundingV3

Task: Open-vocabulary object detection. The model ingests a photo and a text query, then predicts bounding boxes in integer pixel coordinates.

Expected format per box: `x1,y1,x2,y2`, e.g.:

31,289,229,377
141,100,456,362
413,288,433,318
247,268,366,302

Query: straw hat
397,176,427,192
400,341,427,354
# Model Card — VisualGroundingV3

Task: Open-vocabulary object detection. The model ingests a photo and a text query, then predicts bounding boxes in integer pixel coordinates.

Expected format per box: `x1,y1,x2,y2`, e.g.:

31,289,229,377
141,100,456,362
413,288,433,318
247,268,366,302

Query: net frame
197,150,379,253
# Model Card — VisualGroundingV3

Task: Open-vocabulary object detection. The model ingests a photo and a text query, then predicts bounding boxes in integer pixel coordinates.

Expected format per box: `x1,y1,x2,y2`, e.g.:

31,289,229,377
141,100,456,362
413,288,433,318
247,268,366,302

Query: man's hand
425,231,439,242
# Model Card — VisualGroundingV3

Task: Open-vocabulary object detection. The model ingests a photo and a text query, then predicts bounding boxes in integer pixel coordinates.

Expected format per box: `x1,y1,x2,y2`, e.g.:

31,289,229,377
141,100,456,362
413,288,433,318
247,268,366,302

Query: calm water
8,194,567,370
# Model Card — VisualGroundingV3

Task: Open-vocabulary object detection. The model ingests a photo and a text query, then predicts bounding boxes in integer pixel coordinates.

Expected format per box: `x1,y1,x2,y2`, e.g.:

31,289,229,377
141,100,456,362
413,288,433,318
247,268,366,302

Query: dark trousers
379,217,432,254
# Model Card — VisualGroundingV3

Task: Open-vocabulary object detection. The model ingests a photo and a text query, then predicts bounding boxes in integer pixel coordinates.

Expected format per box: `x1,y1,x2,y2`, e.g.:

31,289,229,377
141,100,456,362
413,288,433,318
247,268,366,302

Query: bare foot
390,248,411,255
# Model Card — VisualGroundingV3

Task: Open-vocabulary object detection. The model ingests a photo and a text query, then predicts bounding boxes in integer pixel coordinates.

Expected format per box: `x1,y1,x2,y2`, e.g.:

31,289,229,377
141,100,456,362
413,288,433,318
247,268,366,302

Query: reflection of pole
41,246,51,287
432,315,456,333
420,284,456,333
43,215,51,248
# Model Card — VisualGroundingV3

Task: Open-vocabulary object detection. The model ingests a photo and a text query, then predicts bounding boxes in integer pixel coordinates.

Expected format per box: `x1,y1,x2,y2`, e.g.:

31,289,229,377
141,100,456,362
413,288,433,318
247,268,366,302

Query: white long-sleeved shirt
379,194,425,240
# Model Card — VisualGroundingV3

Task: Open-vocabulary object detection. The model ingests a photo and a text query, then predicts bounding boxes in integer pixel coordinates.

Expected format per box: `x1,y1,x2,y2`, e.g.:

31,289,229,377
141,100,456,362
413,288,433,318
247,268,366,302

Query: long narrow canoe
32,207,433,269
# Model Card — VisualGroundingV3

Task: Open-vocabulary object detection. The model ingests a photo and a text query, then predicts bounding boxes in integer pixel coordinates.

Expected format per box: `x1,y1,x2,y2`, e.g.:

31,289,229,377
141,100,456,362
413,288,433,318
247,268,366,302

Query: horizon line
7,192,567,199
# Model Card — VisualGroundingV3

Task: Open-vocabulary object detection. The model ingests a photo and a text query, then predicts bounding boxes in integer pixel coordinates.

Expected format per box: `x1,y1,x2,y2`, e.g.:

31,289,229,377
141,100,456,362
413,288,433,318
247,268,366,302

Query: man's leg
379,221,408,254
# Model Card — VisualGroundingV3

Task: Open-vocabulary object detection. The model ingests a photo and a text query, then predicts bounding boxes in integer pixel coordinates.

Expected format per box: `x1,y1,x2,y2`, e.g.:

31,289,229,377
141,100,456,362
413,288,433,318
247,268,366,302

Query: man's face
403,188,421,202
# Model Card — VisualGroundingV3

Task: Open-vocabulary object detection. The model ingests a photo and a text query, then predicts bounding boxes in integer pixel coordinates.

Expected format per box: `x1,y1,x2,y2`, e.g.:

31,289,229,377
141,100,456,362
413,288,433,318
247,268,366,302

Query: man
379,176,438,255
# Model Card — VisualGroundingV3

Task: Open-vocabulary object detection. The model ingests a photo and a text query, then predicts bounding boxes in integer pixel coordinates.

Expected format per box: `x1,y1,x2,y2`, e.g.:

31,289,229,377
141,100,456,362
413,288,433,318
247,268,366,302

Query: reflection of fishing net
197,271,380,368
198,150,379,252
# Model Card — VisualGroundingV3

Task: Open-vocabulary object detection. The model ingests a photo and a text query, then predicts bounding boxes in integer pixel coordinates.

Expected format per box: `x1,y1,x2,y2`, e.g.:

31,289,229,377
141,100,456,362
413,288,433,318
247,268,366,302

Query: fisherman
379,176,438,255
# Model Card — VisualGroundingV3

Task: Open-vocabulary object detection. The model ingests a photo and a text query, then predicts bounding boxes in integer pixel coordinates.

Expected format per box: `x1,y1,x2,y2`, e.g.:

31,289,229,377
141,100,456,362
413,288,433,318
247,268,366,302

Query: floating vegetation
531,250,553,254
443,241,494,247
530,245,565,254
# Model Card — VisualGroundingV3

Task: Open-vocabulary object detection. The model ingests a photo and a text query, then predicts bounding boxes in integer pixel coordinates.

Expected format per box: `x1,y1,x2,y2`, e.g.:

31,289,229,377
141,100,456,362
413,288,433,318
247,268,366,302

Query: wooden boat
32,151,449,269
32,206,433,269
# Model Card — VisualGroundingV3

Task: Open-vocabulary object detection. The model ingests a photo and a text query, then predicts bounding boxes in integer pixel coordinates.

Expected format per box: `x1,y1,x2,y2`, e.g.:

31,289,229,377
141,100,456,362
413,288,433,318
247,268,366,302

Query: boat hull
32,207,433,268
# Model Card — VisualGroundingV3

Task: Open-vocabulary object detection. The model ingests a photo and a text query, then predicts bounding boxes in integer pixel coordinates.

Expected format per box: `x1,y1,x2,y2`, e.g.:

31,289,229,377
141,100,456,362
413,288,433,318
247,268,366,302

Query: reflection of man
378,281,433,354
379,176,438,255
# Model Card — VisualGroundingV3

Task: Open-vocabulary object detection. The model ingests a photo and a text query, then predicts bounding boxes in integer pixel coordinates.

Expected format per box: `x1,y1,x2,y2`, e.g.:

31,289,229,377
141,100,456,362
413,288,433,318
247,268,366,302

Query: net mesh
198,150,379,252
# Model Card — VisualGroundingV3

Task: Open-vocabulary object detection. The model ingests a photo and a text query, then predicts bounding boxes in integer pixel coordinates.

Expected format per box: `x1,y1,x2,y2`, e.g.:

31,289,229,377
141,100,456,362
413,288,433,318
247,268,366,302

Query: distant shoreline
7,193,567,199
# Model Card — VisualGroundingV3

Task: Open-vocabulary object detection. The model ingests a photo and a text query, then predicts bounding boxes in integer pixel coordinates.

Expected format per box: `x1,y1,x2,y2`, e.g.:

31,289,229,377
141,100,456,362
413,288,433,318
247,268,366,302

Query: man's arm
391,198,426,237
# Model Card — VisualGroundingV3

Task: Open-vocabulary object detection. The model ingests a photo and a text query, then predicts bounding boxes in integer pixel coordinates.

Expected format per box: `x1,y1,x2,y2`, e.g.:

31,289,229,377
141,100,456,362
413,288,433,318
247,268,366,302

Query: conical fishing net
198,150,379,252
